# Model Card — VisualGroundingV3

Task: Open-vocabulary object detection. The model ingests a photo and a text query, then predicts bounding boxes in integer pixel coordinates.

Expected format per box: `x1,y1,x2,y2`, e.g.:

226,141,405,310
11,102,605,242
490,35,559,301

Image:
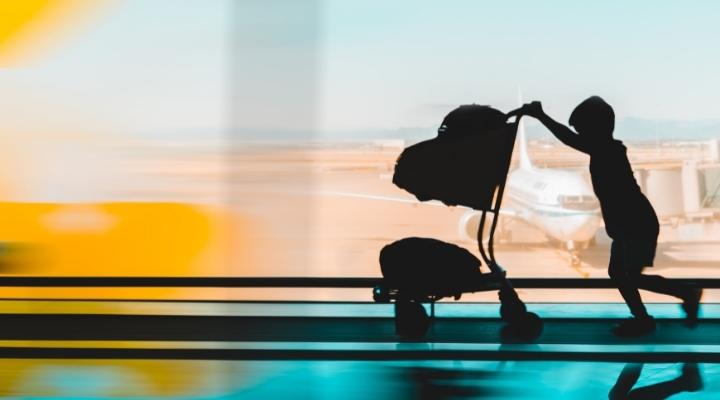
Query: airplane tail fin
517,90,533,170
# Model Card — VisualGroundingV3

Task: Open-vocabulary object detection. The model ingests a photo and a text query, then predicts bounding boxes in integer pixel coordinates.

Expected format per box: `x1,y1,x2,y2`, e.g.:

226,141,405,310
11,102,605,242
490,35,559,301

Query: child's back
588,139,658,239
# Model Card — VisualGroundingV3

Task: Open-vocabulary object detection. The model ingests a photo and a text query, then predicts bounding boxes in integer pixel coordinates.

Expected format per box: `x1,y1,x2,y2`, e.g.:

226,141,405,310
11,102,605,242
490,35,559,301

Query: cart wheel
395,301,430,339
373,285,390,303
501,312,543,341
517,312,543,340
499,302,526,322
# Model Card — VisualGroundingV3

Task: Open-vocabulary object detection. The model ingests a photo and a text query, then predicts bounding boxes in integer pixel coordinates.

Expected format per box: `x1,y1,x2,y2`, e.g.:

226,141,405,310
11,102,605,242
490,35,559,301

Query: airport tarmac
223,143,720,302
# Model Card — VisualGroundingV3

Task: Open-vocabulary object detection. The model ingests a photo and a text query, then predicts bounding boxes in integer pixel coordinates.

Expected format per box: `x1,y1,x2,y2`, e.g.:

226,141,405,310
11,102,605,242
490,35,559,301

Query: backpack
392,104,513,210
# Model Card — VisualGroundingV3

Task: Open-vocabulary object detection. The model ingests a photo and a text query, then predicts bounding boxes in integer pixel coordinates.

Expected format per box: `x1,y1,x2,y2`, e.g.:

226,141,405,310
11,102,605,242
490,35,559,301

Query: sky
0,0,229,138
319,0,720,132
1,0,720,139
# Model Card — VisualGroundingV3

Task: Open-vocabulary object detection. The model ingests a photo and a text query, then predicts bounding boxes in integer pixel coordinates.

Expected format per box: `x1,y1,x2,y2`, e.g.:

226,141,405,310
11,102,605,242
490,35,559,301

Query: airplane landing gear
565,240,589,277
569,249,588,277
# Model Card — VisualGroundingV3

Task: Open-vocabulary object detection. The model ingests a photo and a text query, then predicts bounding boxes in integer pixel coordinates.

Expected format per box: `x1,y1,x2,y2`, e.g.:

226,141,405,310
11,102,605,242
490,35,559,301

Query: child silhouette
509,96,702,337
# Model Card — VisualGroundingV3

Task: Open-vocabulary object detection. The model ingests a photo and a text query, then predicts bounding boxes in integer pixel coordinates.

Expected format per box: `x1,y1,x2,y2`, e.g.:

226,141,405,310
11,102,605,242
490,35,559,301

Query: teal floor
0,302,717,398
4,359,711,399
225,360,717,400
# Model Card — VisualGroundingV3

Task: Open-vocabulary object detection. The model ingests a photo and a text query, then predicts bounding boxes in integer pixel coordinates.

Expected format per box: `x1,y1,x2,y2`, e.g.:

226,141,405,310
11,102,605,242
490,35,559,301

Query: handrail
0,277,718,288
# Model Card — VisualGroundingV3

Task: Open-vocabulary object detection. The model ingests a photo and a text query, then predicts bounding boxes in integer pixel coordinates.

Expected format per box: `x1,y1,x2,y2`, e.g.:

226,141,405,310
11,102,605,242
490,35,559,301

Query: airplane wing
316,190,523,218
316,190,446,207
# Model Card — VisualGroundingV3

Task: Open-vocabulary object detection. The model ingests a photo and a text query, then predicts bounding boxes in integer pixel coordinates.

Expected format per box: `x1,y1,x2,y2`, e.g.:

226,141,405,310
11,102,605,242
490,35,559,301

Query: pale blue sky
0,0,229,137
320,0,720,131
1,0,719,137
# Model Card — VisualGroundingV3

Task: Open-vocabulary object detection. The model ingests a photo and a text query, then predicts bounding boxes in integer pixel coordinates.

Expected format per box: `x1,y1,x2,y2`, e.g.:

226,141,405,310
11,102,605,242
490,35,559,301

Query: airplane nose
554,214,601,242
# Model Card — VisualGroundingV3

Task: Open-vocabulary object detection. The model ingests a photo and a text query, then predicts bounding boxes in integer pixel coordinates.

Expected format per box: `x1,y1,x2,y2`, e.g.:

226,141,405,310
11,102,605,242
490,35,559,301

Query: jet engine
458,209,510,244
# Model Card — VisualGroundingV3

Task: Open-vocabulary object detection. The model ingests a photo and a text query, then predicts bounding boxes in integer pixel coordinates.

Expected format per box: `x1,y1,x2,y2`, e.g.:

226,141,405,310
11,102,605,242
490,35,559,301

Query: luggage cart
373,106,543,340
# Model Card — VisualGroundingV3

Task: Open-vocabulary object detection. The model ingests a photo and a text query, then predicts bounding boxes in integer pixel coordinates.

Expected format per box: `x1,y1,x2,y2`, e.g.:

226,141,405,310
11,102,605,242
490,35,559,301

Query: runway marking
550,247,590,278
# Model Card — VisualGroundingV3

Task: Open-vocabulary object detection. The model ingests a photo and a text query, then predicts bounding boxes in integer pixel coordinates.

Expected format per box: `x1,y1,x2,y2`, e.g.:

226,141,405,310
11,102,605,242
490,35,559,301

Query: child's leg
608,241,651,319
636,274,689,299
637,271,702,326
626,235,691,299
613,237,701,326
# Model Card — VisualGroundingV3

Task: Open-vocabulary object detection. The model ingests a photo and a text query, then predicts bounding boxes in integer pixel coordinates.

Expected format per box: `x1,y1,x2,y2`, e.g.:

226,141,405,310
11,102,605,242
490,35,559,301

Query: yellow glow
0,358,219,396
0,0,115,66
0,340,239,349
0,202,259,299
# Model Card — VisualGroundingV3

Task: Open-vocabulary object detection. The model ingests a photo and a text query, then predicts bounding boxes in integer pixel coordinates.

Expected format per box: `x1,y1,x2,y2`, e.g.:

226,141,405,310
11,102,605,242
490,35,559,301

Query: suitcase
379,237,484,299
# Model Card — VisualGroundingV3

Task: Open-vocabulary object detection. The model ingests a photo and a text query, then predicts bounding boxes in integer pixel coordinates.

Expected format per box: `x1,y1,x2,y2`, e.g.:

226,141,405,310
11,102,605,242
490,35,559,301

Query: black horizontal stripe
0,347,717,363
0,277,717,288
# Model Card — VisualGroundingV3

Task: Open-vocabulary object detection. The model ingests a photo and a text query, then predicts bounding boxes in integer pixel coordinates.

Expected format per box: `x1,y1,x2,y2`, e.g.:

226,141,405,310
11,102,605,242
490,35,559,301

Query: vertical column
228,1,325,276
634,168,647,194
682,160,701,214
707,139,720,162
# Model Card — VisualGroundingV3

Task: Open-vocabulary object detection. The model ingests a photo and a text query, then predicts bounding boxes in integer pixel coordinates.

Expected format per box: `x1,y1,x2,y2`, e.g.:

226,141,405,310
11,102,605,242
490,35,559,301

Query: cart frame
374,116,543,340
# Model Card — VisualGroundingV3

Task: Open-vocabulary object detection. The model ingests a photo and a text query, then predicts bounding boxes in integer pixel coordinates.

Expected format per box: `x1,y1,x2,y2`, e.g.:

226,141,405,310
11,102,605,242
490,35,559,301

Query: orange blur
0,0,114,65
0,202,258,299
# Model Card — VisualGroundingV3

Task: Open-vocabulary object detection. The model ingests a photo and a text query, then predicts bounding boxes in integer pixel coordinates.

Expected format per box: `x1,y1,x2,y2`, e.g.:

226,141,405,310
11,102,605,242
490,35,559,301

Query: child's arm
537,112,591,154
508,101,591,154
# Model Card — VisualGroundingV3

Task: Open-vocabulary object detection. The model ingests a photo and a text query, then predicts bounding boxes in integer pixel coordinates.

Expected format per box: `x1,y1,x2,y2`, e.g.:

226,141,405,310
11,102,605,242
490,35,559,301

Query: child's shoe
682,288,703,328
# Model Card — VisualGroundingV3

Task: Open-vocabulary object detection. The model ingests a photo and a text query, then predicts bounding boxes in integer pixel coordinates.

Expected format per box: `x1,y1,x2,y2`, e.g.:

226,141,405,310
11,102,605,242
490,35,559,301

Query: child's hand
522,101,544,118
507,101,544,119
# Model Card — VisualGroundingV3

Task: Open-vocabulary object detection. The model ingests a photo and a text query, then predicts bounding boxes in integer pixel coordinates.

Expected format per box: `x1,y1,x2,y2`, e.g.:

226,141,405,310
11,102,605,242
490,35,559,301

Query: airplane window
558,195,600,211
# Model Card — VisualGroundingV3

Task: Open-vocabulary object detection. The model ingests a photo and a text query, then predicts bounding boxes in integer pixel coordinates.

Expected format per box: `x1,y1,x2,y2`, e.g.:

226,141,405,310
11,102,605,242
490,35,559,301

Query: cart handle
477,116,522,269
